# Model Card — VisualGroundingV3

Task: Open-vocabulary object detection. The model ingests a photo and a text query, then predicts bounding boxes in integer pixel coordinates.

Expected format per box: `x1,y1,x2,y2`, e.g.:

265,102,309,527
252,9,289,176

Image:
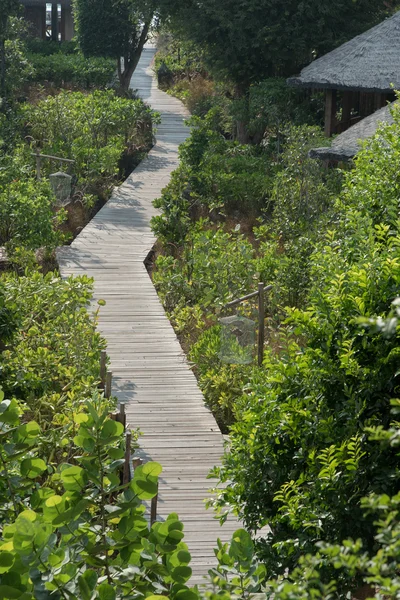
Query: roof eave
287,77,395,94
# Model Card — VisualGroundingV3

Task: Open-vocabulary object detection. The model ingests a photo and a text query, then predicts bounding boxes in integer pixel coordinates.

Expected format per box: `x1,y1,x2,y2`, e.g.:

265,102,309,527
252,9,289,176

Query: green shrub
211,107,400,588
23,90,157,192
2,18,34,99
153,115,275,245
28,52,116,88
189,326,255,430
0,177,65,251
0,272,105,426
26,39,77,55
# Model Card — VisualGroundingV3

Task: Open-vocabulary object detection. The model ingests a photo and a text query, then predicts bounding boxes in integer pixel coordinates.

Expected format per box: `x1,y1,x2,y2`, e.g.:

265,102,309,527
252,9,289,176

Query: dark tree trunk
234,83,252,144
118,20,151,93
0,36,6,100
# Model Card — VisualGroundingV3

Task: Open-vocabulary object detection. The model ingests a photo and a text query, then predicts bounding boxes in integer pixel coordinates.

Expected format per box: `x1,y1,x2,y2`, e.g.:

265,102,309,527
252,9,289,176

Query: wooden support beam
100,350,107,390
105,371,112,398
324,89,337,137
257,282,265,367
51,3,58,42
341,91,352,129
123,432,132,484
60,5,66,42
151,491,158,526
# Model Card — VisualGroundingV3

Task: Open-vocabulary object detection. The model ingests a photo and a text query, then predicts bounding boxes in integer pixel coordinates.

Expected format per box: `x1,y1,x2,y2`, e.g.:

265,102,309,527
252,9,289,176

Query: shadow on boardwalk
57,45,239,585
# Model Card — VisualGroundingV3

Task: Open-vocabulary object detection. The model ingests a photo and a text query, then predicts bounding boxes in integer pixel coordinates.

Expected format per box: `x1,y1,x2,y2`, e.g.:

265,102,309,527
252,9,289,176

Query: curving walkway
57,46,238,584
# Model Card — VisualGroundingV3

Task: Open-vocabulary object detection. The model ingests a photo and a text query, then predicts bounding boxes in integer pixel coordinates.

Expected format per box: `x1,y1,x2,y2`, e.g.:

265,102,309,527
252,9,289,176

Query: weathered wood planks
57,46,238,585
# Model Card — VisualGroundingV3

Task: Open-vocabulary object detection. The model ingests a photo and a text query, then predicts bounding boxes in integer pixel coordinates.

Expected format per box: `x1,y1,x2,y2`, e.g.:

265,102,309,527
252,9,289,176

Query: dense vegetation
150,29,400,595
1,0,400,597
26,40,115,89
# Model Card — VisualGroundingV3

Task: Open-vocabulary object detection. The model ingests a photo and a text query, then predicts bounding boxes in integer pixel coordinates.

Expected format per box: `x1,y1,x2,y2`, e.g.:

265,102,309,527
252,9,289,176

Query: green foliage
28,52,116,88
23,89,157,192
0,17,33,102
161,0,391,90
152,123,342,428
152,116,275,246
210,107,400,588
0,177,65,251
25,39,78,56
73,0,153,90
0,268,203,599
206,529,266,599
247,78,324,138
189,326,253,430
0,389,198,599
0,272,105,425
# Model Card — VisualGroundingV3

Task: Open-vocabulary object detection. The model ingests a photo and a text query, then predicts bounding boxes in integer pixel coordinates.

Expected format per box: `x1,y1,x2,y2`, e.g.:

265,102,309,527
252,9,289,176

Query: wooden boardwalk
57,46,238,584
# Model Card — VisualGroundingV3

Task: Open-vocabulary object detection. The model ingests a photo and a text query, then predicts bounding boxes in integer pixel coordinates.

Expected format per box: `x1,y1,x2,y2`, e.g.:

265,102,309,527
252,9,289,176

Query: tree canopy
160,0,396,91
73,0,155,90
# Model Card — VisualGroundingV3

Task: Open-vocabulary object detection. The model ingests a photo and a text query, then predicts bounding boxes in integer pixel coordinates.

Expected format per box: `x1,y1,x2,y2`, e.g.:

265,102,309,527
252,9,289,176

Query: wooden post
51,3,58,42
117,403,126,428
341,91,352,131
60,5,66,42
132,457,143,469
100,350,107,390
35,149,41,180
123,432,132,484
324,89,337,137
105,371,112,399
258,282,265,367
151,490,158,526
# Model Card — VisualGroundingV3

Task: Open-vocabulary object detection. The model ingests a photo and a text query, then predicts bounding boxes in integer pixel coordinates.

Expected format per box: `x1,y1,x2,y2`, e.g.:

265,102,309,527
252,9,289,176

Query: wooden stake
100,350,107,389
123,432,132,484
116,403,126,429
35,148,41,180
132,457,143,469
151,490,158,526
324,89,337,137
105,371,112,398
258,282,265,367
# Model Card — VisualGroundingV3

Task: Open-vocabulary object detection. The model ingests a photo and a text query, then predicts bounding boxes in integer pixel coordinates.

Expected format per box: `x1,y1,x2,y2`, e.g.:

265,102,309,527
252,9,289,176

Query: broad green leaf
170,566,192,584
100,419,124,440
0,585,23,599
60,466,87,491
0,399,19,425
97,583,116,600
131,461,161,500
0,553,14,574
20,458,47,479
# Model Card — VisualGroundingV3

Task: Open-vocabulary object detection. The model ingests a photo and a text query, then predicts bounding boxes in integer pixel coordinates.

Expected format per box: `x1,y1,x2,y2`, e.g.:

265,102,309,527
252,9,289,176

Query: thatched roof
288,11,400,92
309,102,395,161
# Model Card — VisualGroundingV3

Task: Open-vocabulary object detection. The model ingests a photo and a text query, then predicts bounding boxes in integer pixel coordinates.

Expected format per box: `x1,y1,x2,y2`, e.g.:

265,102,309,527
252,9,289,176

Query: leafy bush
25,39,77,55
0,177,65,251
24,90,158,192
152,115,275,246
0,272,105,425
28,52,116,88
0,389,199,599
211,107,400,588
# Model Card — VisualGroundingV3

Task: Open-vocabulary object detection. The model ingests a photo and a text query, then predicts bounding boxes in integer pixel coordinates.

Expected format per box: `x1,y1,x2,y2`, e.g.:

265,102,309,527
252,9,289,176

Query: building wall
64,7,75,41
24,5,46,40
23,3,75,41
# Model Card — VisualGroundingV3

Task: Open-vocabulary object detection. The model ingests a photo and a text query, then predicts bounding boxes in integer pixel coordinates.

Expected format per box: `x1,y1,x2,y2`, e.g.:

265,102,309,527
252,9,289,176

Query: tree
73,0,154,92
160,0,395,141
0,0,20,101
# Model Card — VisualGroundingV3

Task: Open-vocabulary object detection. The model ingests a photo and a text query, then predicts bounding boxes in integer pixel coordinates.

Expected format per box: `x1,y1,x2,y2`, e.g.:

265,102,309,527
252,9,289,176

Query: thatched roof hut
309,102,395,161
288,12,400,136
288,12,400,92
